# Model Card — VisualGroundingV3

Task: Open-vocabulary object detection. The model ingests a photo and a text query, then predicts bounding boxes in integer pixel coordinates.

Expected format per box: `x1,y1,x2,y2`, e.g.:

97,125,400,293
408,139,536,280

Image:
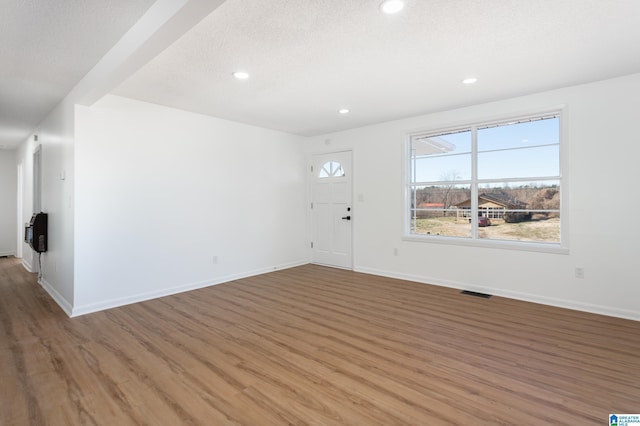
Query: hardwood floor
1,256,639,425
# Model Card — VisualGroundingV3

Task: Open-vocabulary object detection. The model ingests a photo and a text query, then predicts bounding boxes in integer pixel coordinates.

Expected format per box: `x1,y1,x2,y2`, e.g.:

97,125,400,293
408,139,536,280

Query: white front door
311,151,353,269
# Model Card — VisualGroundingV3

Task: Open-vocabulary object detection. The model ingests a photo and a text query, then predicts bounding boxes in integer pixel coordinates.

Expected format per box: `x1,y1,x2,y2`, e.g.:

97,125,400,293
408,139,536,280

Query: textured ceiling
113,0,640,136
0,0,156,149
3,0,640,148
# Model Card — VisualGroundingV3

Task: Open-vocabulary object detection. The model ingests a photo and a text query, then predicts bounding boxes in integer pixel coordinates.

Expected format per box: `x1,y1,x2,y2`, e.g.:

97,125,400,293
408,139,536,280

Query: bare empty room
1,0,640,424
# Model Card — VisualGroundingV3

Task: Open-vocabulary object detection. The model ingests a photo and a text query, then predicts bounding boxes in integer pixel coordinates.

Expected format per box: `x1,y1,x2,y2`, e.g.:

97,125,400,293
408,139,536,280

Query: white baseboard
0,251,15,257
354,266,640,322
71,259,310,317
22,259,33,272
39,278,73,317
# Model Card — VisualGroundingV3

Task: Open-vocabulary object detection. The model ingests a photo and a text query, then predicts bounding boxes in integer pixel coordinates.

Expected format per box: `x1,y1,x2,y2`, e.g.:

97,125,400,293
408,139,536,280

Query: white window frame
402,107,569,254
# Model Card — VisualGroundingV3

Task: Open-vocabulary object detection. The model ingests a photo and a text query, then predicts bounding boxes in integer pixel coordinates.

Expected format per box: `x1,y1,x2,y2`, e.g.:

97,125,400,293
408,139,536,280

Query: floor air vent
461,290,492,299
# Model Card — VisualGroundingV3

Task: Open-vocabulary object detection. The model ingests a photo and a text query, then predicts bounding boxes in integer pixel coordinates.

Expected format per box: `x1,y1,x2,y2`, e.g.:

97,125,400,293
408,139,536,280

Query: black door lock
341,216,351,220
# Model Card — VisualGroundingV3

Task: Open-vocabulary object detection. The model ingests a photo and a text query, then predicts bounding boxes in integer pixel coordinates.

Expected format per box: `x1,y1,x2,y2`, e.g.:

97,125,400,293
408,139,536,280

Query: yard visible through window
407,113,562,246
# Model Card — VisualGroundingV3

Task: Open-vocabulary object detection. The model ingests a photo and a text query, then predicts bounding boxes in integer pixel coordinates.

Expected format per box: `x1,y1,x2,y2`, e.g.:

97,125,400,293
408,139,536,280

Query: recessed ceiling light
233,71,249,80
462,77,478,85
380,0,405,14
339,109,350,114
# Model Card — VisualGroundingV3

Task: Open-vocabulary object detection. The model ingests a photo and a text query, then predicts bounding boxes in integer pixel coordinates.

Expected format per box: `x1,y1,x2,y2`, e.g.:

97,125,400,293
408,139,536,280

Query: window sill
402,234,569,255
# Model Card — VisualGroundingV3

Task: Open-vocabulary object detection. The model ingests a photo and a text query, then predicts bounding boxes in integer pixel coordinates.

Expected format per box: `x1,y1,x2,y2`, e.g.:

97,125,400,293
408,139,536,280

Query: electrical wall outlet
575,267,584,279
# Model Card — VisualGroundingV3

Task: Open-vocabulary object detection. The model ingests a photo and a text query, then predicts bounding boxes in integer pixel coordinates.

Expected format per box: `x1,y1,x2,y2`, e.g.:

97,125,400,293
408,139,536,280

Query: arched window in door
318,161,345,178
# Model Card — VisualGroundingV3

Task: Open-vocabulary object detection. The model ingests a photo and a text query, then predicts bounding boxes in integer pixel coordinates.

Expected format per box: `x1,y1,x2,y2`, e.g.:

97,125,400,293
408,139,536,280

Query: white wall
307,73,640,321
73,95,308,315
14,98,76,313
0,150,17,256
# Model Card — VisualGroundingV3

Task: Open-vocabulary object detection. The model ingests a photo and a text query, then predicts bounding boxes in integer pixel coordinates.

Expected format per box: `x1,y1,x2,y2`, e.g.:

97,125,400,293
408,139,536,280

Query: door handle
341,215,351,220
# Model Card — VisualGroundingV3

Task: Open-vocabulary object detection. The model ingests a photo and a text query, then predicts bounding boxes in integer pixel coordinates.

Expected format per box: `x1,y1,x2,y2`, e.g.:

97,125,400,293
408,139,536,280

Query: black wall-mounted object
25,212,48,253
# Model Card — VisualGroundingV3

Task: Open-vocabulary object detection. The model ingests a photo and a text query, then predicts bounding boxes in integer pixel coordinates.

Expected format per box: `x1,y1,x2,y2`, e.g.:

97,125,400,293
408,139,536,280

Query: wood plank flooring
1,255,639,425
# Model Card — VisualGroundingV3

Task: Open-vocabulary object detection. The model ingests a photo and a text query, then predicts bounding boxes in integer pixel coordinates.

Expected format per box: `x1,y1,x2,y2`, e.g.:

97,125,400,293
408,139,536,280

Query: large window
406,112,563,250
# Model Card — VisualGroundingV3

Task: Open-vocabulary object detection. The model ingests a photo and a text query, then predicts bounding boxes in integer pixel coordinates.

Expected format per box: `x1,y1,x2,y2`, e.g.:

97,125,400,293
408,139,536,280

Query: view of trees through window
407,114,561,244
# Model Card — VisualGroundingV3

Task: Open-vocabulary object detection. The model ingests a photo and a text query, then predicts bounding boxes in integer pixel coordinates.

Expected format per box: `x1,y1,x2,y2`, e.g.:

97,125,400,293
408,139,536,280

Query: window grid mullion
477,176,560,183
471,125,478,239
412,145,417,234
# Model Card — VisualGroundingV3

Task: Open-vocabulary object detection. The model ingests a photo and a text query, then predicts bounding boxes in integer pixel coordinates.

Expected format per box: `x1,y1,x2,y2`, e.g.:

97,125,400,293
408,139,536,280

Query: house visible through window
406,112,562,248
